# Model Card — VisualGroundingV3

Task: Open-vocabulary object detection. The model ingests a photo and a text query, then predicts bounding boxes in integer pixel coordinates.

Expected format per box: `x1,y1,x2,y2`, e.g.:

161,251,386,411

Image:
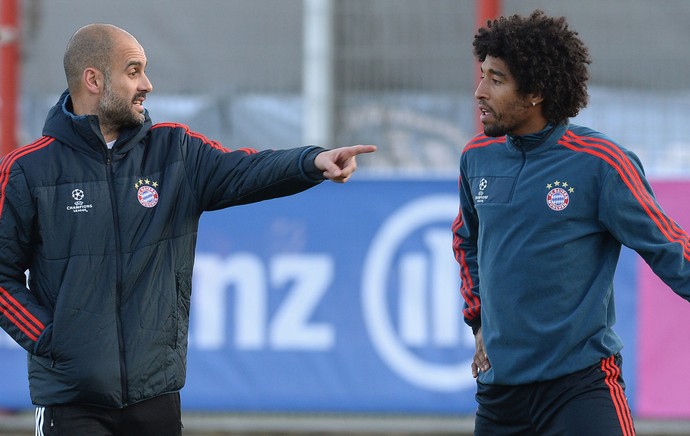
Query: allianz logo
362,194,475,391
186,195,475,392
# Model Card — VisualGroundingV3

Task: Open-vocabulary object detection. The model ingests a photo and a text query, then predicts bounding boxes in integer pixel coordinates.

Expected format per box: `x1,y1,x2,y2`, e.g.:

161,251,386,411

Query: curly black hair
473,10,591,125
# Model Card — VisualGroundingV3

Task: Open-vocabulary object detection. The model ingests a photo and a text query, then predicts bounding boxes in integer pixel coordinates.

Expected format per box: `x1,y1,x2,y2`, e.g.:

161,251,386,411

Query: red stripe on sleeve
565,132,687,244
462,135,504,154
452,173,480,320
561,132,690,261
453,213,479,320
0,137,55,219
0,288,45,342
151,123,257,154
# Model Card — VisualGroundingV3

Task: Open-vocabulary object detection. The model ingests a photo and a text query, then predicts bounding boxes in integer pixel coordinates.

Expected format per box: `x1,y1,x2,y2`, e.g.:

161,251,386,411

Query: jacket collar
505,123,568,154
42,90,152,160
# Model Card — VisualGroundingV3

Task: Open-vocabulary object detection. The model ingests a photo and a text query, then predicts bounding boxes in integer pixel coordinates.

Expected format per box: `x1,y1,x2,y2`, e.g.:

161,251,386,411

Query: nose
474,77,488,101
140,73,153,93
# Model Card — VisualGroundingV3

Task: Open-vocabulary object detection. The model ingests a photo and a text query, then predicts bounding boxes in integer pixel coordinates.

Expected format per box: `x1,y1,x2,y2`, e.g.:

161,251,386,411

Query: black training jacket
0,90,324,407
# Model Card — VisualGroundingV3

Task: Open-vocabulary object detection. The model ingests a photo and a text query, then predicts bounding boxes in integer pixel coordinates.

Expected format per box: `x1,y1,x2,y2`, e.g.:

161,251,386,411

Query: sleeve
0,160,54,356
178,127,326,211
452,154,482,334
599,151,690,299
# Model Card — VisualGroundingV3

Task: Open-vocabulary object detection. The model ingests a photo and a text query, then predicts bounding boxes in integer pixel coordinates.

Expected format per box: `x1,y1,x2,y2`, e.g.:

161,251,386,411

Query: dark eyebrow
487,68,506,78
125,60,145,70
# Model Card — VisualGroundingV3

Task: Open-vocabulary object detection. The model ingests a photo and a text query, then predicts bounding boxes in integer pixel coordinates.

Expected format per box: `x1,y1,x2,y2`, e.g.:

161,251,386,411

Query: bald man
0,23,375,435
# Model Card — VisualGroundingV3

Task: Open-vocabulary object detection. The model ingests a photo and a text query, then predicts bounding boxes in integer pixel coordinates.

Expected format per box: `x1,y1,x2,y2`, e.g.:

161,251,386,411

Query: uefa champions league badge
545,180,574,211
134,178,159,208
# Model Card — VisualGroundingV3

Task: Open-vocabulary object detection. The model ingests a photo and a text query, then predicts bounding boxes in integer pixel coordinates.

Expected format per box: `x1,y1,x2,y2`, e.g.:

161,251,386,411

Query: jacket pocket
174,272,192,350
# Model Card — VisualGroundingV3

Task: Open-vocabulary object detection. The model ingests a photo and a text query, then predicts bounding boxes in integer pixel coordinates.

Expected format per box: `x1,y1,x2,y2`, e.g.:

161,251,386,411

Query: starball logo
474,178,489,204
66,188,93,213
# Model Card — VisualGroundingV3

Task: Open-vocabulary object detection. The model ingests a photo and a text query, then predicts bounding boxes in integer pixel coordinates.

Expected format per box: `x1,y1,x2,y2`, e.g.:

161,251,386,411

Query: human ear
83,67,103,94
529,94,544,107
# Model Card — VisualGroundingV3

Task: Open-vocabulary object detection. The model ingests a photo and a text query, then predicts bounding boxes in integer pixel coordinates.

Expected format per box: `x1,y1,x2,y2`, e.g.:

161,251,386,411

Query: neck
69,92,96,117
100,125,119,143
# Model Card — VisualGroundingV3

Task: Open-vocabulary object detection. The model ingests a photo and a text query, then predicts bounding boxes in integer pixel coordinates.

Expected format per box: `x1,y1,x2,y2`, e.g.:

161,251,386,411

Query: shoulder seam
0,136,56,219
463,134,504,154
150,123,256,154
561,130,689,259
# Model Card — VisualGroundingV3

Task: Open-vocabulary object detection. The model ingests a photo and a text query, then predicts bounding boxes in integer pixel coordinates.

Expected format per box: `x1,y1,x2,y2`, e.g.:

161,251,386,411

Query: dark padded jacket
0,90,324,407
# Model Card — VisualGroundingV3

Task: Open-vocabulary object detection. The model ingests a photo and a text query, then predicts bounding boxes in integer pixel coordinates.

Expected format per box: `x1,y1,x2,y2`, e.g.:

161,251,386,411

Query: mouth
133,96,146,112
478,105,493,123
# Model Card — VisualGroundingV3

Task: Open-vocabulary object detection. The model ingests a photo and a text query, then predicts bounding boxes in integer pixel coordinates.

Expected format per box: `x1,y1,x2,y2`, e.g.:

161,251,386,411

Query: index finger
346,144,377,156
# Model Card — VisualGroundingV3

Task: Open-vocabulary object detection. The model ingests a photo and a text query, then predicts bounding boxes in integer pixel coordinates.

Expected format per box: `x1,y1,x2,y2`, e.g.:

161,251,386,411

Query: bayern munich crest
135,178,159,208
545,180,574,211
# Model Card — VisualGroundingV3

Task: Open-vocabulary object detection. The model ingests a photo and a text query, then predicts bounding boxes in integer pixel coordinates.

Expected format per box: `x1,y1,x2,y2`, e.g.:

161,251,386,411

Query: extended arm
600,157,690,298
172,123,375,210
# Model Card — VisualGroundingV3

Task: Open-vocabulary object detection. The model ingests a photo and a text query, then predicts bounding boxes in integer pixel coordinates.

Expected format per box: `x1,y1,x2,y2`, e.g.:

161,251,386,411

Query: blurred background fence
8,0,690,176
2,0,690,434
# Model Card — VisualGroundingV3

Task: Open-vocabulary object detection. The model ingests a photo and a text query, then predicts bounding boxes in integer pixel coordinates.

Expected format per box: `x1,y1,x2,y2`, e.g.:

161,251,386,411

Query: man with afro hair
453,10,690,435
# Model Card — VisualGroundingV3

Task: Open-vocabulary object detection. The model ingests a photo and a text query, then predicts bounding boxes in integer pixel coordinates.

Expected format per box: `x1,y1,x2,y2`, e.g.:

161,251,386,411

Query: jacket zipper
105,150,129,406
510,138,528,202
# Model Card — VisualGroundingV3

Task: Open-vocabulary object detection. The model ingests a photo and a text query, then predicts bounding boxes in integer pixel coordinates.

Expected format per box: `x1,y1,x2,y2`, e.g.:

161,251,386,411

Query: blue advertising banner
0,178,640,415
184,178,475,413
